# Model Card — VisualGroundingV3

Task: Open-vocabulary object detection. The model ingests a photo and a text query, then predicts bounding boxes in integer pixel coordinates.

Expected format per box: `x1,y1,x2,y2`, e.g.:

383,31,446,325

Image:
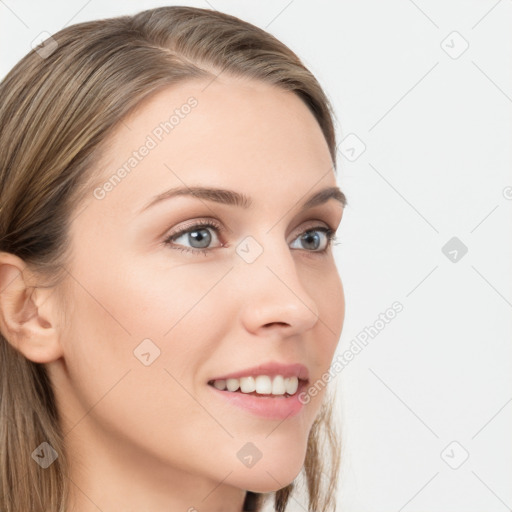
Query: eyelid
290,218,334,238
164,218,225,239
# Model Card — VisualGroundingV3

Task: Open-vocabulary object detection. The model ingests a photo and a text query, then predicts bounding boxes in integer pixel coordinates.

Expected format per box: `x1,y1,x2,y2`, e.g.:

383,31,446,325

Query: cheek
299,264,345,410
58,259,242,469
305,261,345,357
324,268,345,345
63,255,230,377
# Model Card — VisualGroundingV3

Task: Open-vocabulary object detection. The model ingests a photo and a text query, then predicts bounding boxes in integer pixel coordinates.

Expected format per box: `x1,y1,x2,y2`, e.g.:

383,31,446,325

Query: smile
208,375,299,396
207,367,310,419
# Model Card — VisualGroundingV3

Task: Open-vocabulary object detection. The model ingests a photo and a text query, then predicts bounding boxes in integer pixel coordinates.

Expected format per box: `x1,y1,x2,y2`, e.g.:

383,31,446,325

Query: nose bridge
235,232,319,335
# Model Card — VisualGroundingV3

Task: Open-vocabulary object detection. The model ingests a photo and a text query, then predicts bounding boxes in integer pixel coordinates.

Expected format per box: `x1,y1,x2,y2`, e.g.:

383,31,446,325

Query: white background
1,1,511,511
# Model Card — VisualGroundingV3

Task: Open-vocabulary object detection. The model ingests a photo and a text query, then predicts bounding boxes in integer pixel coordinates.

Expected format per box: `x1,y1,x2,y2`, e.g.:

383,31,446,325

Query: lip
208,361,309,382
207,378,308,419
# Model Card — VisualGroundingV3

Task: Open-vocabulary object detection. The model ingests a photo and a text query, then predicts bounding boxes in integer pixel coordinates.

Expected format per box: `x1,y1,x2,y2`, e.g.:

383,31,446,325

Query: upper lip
209,362,309,382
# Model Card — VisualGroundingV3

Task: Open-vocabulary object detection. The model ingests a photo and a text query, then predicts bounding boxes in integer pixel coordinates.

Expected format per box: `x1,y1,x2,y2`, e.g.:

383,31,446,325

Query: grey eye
290,229,331,252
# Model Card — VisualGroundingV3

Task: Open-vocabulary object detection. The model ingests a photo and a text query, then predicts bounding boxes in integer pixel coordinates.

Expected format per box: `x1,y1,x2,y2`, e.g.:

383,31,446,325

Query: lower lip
207,381,307,420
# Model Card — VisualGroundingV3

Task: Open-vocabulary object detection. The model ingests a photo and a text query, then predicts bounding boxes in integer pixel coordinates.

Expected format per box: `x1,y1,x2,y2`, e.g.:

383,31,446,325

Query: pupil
189,228,211,248
302,231,320,250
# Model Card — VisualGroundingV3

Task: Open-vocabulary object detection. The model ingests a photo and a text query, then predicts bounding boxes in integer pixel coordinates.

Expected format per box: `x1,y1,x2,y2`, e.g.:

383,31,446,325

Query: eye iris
189,228,211,248
301,231,321,250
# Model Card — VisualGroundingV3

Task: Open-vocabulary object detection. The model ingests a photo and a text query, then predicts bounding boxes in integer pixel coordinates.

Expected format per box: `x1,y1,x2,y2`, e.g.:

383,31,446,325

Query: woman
0,6,347,512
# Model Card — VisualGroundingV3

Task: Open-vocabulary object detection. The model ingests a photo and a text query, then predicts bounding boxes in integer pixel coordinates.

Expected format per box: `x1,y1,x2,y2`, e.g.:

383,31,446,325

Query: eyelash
163,219,339,256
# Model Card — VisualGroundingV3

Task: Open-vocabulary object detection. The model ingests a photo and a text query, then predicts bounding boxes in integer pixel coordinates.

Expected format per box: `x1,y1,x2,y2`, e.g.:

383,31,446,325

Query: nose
237,236,319,337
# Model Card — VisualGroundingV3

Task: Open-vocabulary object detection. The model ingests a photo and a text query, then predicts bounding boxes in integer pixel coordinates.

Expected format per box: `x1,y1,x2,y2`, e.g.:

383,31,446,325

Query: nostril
264,322,290,328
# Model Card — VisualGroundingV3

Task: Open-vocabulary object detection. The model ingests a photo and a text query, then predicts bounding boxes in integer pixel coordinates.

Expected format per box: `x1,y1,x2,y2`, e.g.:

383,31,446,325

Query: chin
226,442,307,493
230,467,303,494
244,468,302,493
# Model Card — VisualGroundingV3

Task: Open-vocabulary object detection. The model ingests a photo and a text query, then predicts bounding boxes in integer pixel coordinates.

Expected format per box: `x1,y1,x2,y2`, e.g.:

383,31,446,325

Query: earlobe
0,251,64,363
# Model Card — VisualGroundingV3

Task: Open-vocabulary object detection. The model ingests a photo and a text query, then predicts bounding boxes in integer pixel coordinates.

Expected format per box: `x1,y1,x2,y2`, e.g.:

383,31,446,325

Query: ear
0,251,64,363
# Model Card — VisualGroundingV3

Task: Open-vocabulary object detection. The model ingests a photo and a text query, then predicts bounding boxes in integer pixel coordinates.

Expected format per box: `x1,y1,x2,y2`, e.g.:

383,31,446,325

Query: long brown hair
0,6,341,511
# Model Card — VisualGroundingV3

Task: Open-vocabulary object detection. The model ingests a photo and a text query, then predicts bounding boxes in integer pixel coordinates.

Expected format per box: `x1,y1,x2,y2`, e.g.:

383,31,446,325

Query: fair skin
0,75,345,511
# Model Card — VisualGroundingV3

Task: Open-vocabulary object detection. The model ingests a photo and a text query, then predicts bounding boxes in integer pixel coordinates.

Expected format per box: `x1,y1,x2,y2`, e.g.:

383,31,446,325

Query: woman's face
49,75,345,501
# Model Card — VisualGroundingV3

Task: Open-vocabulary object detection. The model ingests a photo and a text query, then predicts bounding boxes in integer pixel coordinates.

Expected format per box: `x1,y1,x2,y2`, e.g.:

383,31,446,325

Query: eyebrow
139,184,347,213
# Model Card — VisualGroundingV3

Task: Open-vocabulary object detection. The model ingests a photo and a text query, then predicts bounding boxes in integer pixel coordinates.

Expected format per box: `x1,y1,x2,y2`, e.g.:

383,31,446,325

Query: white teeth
211,375,300,396
240,376,256,393
255,375,272,394
213,379,226,390
271,375,286,395
284,377,298,395
226,378,239,392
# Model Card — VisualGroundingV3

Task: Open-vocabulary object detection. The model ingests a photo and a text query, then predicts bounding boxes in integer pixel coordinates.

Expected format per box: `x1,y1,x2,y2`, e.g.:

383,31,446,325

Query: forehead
86,76,336,216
